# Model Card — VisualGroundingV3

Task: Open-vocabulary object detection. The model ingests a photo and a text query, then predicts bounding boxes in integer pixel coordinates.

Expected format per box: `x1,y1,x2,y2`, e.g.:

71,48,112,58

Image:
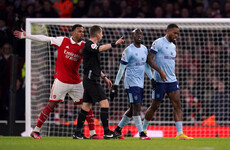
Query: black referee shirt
83,40,101,78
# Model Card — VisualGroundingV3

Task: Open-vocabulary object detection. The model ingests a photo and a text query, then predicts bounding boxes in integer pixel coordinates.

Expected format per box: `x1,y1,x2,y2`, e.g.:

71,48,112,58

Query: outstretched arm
98,36,124,52
147,52,167,82
14,28,52,42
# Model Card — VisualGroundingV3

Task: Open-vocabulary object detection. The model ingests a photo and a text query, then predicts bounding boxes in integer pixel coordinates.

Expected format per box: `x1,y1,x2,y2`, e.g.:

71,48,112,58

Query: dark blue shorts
125,86,143,104
152,82,180,100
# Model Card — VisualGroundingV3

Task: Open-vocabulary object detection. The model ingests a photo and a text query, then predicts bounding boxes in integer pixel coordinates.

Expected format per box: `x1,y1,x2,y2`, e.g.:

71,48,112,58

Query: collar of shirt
70,36,83,45
163,36,171,43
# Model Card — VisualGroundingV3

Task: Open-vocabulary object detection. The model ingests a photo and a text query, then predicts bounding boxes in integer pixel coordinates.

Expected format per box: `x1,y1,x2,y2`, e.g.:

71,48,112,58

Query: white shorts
49,78,84,104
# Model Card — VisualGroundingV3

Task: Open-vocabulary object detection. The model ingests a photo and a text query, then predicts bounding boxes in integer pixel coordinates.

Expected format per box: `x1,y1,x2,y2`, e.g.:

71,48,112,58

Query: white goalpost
25,18,230,137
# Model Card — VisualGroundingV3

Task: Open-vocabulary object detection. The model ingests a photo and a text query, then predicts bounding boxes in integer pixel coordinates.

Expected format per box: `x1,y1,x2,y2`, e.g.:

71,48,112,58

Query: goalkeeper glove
110,85,118,100
151,79,157,90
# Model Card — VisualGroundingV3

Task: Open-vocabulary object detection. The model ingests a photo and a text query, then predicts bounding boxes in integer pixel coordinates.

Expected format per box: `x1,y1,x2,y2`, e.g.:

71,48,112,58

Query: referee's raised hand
115,36,124,46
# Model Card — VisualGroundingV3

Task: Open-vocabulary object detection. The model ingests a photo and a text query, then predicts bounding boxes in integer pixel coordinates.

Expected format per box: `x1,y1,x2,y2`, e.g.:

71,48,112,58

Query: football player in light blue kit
142,24,193,140
110,29,155,140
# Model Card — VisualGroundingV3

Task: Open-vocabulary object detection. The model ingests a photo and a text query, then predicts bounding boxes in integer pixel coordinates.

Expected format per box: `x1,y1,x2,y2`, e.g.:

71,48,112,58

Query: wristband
21,33,26,39
102,75,107,79
111,42,117,48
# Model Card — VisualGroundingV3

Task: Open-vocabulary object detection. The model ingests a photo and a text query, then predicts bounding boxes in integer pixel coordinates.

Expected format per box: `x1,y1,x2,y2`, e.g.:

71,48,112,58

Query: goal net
25,19,230,137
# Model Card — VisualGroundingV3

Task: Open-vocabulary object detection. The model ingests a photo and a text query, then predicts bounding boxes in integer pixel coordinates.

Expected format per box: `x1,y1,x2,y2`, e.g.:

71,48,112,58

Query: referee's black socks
75,109,88,135
100,108,109,133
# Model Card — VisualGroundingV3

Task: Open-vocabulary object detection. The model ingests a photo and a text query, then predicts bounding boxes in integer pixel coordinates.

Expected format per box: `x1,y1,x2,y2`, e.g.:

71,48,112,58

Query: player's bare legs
114,103,150,140
168,90,193,140
144,100,161,121
142,100,161,137
99,99,109,108
168,90,182,122
81,102,92,112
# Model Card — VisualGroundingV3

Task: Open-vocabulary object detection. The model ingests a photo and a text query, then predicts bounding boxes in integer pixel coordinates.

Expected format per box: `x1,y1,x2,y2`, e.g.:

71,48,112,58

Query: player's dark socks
140,131,147,137
115,126,122,132
114,127,122,137
75,109,88,132
100,108,109,130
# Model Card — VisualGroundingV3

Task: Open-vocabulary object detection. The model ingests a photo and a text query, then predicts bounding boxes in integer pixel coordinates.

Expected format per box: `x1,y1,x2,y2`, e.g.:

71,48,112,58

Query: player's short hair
167,24,179,30
131,28,142,38
72,24,83,31
89,25,102,37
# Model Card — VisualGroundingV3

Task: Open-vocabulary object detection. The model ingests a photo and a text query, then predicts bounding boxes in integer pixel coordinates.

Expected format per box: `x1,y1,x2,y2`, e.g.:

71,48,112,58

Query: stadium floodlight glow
26,18,230,137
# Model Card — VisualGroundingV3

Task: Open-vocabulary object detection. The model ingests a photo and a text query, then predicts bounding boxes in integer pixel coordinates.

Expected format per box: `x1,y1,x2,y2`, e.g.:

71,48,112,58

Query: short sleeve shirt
120,43,148,89
150,37,177,83
51,37,85,84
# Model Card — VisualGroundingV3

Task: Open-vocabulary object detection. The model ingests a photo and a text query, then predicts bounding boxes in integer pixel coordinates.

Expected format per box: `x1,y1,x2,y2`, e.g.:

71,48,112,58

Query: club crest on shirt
152,42,156,49
91,44,98,50
156,94,160,98
79,49,83,54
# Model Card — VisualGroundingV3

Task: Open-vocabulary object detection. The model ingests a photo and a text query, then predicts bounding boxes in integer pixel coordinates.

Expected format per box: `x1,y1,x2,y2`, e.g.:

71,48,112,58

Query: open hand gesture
13,28,26,39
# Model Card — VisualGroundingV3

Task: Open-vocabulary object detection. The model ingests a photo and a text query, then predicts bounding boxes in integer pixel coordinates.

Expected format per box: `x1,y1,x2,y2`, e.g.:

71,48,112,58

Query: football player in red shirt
14,24,103,139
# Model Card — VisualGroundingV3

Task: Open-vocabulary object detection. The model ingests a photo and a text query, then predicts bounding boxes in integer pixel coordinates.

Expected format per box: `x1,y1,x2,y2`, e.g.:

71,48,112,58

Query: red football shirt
51,37,85,84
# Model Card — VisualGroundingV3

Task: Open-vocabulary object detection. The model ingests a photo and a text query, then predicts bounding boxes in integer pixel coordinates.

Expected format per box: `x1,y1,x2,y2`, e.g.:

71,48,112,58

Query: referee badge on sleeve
91,44,98,50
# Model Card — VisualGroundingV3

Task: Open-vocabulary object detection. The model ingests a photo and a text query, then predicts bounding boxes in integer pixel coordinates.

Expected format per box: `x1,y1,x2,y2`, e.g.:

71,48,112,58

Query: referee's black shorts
83,77,107,104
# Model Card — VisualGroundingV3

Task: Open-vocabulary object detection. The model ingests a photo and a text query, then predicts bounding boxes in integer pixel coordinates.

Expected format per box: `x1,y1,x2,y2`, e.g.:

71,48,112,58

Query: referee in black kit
73,25,124,139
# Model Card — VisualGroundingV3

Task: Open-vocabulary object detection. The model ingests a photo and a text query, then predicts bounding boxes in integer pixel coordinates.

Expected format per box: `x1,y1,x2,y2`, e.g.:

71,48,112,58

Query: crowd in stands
0,0,230,126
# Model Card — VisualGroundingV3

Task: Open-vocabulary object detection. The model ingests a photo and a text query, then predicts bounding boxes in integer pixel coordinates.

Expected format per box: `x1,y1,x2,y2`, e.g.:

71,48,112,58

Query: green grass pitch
0,137,230,150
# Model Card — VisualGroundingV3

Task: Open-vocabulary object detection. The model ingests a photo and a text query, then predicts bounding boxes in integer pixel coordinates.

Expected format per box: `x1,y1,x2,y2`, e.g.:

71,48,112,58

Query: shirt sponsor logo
164,56,175,60
135,62,145,66
64,50,81,61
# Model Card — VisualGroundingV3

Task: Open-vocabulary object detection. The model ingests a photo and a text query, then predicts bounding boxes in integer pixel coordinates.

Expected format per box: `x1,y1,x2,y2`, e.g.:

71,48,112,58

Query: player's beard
169,35,175,43
80,36,84,41
135,38,142,44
